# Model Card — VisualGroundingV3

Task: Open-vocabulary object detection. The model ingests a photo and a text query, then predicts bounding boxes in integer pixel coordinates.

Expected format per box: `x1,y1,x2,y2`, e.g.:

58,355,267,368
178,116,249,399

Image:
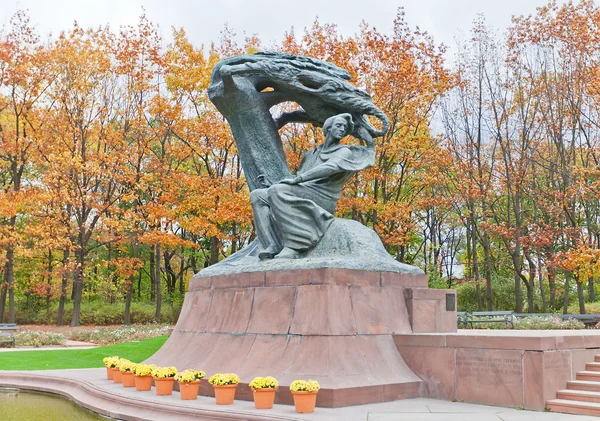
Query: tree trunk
538,255,547,313
512,252,523,313
577,276,586,314
526,282,534,313
149,247,155,302
472,231,483,311
137,268,142,300
549,268,556,310
124,274,133,326
178,249,185,296
0,272,6,323
210,236,219,266
588,277,596,302
5,246,15,323
526,255,536,313
70,246,85,327
124,242,138,326
189,253,198,275
483,234,493,311
154,244,162,322
563,272,570,314
46,249,53,312
57,248,70,326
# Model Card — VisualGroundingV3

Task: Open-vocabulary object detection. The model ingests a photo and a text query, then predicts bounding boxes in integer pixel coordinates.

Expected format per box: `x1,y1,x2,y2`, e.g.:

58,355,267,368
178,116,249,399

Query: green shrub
568,301,600,314
514,316,585,330
15,331,66,347
456,282,480,312
456,275,521,312
68,324,170,345
13,300,181,325
460,315,586,330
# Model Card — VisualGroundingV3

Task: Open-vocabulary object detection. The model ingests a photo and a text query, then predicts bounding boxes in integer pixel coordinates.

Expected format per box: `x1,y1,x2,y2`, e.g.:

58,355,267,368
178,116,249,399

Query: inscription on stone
457,354,521,385
456,349,523,407
446,293,455,311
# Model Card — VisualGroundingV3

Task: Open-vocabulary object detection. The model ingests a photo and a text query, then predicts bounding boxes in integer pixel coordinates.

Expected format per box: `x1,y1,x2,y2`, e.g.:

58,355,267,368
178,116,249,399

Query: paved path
0,340,96,352
0,368,596,420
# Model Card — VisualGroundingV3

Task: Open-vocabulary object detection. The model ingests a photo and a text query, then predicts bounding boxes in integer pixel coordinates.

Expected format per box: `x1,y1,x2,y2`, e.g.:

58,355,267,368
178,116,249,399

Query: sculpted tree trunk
205,52,390,262
208,52,388,192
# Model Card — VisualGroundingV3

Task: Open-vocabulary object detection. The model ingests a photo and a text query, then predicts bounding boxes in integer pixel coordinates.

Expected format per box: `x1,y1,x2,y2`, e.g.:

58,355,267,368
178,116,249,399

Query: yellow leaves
140,230,196,250
558,243,600,281
165,28,211,96
104,257,144,279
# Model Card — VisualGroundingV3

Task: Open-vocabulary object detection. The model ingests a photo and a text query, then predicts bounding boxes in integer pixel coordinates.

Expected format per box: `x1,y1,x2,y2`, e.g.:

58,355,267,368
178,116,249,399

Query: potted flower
103,356,119,380
112,358,131,384
175,369,205,400
119,360,137,387
132,364,156,391
289,380,320,413
208,373,240,405
151,366,178,396
249,376,278,409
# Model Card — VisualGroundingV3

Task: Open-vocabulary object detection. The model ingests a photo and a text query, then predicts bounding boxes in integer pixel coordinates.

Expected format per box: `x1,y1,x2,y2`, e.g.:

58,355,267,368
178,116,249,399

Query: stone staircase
547,355,600,416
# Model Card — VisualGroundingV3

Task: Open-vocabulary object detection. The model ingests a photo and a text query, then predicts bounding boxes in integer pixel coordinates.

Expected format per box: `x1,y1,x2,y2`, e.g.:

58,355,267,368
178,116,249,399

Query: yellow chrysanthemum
249,376,279,390
132,364,156,377
290,379,320,392
208,373,240,385
175,369,206,383
151,366,178,379
102,356,120,368
118,360,136,373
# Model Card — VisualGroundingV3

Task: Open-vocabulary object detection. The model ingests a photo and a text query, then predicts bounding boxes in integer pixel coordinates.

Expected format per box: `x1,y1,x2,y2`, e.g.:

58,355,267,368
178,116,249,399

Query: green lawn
0,335,167,371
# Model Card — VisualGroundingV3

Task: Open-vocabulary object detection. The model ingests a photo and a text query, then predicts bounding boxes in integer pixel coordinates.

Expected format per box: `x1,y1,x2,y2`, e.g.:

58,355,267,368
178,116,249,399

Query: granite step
567,380,600,393
546,398,600,416
576,371,600,382
557,389,600,403
594,354,600,362
586,362,600,372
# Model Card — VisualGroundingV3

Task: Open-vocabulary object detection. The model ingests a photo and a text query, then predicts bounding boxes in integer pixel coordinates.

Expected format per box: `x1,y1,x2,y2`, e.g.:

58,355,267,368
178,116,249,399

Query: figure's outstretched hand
356,125,374,147
279,176,302,185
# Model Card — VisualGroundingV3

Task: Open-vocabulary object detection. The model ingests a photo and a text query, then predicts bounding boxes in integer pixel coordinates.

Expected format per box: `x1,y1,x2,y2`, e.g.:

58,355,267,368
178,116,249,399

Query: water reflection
0,389,106,420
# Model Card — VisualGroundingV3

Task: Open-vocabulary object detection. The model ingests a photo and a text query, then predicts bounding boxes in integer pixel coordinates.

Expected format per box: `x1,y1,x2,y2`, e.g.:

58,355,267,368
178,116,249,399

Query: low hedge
12,301,181,325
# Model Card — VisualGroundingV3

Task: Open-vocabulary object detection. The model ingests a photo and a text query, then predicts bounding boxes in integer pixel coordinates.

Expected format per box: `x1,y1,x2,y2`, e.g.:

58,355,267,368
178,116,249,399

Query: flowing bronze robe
250,143,375,252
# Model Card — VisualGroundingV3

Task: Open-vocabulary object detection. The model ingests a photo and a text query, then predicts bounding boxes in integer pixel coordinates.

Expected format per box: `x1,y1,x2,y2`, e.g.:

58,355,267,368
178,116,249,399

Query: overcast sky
2,0,562,57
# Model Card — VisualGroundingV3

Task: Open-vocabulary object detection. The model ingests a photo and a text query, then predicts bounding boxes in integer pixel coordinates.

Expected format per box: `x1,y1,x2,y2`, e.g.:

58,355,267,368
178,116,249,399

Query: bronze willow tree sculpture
203,51,420,274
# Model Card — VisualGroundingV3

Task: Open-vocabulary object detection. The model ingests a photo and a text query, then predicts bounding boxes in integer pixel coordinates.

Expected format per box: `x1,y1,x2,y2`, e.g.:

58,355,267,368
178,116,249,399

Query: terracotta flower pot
121,372,136,387
292,391,318,413
213,384,237,405
135,375,153,391
106,367,113,380
112,368,122,384
178,380,201,400
154,377,175,396
253,388,277,409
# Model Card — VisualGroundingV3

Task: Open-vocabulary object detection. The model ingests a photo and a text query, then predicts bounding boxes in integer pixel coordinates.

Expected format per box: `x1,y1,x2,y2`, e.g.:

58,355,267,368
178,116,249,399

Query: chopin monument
148,52,457,407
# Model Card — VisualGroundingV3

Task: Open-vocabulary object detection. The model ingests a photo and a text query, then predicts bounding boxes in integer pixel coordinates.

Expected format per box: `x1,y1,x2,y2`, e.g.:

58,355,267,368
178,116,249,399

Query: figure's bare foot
274,247,301,259
259,246,280,260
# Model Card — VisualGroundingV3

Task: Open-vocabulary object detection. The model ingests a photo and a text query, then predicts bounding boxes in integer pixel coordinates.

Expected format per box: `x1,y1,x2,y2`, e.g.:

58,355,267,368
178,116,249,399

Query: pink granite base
395,331,600,410
146,268,457,407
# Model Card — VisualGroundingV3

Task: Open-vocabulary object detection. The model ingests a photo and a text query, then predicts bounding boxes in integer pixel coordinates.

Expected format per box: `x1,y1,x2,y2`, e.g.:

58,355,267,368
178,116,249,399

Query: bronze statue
250,113,375,259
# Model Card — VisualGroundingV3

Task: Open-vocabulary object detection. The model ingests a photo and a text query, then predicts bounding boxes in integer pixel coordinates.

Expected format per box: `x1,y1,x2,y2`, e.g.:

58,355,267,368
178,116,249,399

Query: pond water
0,389,106,420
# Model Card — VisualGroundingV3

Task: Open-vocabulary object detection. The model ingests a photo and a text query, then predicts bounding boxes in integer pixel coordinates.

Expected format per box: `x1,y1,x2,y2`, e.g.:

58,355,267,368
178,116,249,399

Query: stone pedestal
395,331,600,410
146,268,457,407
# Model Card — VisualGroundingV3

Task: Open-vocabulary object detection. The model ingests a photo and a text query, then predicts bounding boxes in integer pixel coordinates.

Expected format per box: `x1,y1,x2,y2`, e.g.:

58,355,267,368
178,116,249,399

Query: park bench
558,314,600,329
0,323,19,347
457,311,469,328
459,311,515,329
515,313,600,329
